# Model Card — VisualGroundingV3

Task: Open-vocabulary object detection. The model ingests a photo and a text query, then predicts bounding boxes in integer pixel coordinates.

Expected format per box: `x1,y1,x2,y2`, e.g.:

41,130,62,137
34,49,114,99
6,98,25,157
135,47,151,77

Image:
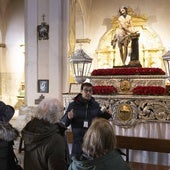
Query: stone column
25,0,69,106
49,0,69,100
61,0,70,94
25,0,39,106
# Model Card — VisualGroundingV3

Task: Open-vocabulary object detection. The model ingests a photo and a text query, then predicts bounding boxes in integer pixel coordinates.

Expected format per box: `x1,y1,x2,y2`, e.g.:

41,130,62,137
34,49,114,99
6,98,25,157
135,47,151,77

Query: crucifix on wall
37,14,49,40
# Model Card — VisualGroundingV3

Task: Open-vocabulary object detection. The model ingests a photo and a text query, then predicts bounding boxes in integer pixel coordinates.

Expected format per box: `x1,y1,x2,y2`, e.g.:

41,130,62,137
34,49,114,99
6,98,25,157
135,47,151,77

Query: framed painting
38,79,49,93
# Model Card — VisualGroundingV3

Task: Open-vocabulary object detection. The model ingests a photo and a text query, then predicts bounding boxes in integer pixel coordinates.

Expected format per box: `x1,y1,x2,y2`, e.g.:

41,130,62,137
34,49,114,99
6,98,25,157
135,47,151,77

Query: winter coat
69,149,131,170
60,94,111,157
21,118,69,170
0,121,19,170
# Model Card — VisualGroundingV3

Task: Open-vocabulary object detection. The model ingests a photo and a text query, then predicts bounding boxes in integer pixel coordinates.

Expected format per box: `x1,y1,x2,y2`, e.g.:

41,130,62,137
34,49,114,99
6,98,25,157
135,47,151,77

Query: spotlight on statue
70,49,93,83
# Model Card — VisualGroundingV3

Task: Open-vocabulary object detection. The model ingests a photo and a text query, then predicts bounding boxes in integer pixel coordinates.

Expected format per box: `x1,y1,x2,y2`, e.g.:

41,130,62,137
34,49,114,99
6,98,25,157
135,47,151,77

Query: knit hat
0,101,15,123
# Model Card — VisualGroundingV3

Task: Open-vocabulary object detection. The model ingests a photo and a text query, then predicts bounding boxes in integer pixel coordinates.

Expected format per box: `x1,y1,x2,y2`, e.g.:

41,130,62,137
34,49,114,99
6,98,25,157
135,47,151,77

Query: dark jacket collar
74,93,95,105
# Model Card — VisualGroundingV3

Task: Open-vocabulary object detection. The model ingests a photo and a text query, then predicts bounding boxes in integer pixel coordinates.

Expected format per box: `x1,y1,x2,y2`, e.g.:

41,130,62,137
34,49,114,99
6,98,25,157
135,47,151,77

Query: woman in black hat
0,101,20,170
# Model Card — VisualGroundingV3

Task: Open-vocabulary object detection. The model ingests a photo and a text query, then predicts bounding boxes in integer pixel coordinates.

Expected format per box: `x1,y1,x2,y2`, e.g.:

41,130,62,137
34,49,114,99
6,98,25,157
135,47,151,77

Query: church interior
0,0,170,168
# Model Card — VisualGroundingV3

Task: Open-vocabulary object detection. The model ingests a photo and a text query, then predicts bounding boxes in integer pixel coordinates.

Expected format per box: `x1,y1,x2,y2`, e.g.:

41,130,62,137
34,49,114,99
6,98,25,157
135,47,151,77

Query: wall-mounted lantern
70,49,93,83
162,51,170,78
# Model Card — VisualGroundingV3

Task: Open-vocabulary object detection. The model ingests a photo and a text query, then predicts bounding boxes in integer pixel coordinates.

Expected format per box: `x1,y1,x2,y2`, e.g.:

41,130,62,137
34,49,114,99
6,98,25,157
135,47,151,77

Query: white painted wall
25,0,69,106
0,0,24,106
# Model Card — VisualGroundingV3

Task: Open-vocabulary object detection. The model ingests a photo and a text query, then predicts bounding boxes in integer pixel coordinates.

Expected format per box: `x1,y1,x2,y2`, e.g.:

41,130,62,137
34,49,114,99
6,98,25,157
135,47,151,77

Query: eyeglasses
83,88,93,93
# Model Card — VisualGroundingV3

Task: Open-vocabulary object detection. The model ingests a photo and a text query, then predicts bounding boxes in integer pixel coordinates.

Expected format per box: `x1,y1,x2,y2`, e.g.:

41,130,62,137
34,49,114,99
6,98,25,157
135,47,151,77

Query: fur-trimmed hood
0,121,19,142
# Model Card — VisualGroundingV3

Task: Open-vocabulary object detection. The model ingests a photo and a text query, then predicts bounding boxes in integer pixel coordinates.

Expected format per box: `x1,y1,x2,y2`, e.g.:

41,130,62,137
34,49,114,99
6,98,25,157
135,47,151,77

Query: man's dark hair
81,82,93,90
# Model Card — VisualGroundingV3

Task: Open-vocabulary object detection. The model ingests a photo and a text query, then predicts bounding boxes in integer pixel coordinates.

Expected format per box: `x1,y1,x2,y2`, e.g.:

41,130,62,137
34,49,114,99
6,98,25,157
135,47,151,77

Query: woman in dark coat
22,98,70,170
0,101,19,170
69,118,131,170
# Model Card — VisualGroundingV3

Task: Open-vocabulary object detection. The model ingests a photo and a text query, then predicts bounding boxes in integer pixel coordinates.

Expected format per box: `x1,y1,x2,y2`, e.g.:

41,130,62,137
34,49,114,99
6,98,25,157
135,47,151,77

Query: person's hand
68,109,74,120
101,106,112,115
106,108,112,115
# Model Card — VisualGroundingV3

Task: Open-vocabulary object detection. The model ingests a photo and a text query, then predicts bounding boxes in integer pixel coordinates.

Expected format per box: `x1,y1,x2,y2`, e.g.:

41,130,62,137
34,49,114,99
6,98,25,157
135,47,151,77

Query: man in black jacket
61,82,112,157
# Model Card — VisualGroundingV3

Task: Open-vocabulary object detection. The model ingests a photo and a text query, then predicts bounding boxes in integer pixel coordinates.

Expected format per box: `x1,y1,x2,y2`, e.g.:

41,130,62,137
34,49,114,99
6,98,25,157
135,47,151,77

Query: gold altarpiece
63,9,170,164
95,8,165,69
64,8,170,127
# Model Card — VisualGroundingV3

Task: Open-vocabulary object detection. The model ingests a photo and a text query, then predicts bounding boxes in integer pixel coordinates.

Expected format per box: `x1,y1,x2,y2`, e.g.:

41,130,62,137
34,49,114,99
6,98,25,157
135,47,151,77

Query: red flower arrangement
132,86,166,95
93,85,118,95
91,67,165,76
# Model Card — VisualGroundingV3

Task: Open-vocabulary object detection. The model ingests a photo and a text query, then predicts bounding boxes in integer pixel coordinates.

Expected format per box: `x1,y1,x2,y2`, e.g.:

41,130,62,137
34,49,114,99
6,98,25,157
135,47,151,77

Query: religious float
62,7,170,165
63,66,170,128
63,54,170,164
89,67,170,127
63,7,170,128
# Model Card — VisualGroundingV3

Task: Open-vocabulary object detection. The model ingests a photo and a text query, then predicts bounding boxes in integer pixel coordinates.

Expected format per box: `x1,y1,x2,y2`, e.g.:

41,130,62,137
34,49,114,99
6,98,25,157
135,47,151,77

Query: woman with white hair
22,98,69,170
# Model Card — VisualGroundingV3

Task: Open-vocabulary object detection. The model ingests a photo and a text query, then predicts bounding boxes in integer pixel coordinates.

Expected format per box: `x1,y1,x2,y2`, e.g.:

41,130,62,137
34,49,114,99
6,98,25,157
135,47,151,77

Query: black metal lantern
162,51,170,78
70,49,93,83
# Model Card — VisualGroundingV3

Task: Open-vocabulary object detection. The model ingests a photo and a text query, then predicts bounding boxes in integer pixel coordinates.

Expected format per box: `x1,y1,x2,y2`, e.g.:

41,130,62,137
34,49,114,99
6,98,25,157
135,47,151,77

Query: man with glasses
61,82,112,158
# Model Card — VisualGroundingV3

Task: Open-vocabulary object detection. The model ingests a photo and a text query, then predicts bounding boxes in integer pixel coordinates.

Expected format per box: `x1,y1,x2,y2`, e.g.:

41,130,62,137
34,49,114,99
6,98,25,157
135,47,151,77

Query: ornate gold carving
63,94,170,127
117,103,133,122
120,80,131,92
